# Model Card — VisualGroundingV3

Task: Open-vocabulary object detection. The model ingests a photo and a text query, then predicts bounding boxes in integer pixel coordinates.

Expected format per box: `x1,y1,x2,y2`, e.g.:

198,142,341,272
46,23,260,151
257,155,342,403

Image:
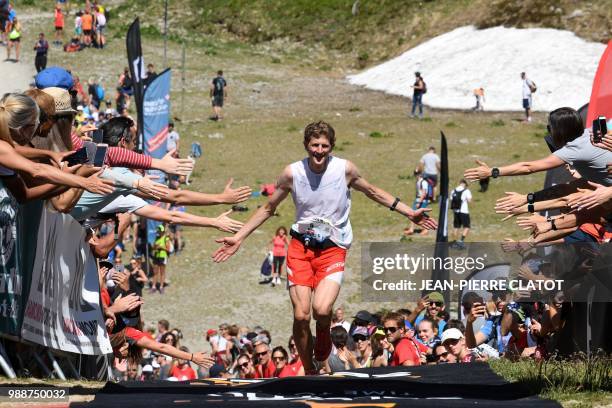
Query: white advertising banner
21,208,111,354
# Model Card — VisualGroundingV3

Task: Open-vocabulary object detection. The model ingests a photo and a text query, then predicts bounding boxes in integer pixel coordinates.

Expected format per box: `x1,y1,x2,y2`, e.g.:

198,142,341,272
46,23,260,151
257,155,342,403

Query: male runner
213,121,437,374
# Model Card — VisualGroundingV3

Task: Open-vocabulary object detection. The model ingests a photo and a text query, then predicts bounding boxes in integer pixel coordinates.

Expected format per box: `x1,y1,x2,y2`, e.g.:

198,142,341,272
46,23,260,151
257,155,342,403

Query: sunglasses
272,355,285,361
289,343,296,348
430,301,444,307
255,351,269,358
383,326,399,334
352,334,367,342
238,362,249,369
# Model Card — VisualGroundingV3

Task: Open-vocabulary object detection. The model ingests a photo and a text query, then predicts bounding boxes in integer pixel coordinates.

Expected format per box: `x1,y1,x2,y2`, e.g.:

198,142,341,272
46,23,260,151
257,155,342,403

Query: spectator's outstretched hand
192,352,215,368
213,236,242,263
567,181,612,210
221,178,252,204
84,169,115,195
213,209,244,233
159,148,195,176
516,214,547,231
136,174,170,200
112,293,144,313
410,208,437,230
495,192,527,212
464,160,491,182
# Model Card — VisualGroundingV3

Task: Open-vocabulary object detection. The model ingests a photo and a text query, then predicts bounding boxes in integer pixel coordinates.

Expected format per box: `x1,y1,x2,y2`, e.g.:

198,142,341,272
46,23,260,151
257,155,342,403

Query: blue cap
35,67,74,90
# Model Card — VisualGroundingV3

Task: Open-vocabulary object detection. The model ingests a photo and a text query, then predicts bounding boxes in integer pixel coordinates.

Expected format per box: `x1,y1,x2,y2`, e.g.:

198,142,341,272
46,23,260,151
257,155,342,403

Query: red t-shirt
170,364,197,381
390,338,421,366
278,359,303,377
254,360,276,378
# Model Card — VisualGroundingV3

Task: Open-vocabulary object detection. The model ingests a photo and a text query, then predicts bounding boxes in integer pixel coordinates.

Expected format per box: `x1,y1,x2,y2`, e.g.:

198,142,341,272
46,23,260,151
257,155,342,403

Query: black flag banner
431,131,450,303
126,18,146,150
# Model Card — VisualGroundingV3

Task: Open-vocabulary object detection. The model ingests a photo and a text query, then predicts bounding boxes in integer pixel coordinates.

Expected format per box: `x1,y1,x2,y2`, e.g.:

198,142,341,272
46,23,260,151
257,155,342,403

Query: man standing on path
521,72,536,122
212,121,437,375
419,145,440,201
450,179,472,249
34,32,49,73
210,70,228,121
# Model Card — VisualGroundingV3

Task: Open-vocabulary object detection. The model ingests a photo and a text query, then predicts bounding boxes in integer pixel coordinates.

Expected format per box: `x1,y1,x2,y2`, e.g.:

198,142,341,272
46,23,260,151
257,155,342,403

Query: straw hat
41,87,77,115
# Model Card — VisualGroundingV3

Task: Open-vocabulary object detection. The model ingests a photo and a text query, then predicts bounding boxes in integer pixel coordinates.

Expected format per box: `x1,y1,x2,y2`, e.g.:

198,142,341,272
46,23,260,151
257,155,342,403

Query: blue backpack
96,84,105,101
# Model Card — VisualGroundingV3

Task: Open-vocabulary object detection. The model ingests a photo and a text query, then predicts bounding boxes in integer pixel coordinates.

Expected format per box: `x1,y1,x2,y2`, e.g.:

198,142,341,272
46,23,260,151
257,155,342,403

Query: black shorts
212,95,224,107
9,37,19,43
55,26,63,31
273,256,285,272
152,257,167,266
83,29,92,36
453,212,471,229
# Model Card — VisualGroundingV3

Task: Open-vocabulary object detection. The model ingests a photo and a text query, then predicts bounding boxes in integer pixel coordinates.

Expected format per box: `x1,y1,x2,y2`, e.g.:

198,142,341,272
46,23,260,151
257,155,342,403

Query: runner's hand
212,236,242,263
213,209,243,233
591,130,612,151
191,352,215,368
221,178,252,204
464,160,491,182
410,208,437,230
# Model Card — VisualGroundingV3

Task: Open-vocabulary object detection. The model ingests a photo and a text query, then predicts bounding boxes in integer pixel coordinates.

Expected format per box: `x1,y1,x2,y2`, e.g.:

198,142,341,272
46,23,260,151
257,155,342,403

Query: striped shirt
71,132,153,168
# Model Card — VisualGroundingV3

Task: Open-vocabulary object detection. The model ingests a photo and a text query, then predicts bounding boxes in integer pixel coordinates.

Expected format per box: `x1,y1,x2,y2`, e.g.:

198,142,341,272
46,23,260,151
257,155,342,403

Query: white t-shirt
453,185,472,214
522,78,535,99
167,130,180,152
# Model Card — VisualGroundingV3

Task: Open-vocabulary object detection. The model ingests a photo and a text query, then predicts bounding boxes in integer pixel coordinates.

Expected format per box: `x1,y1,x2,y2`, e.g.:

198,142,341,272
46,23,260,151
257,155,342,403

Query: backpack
422,80,427,94
450,188,463,210
96,84,105,101
528,80,537,93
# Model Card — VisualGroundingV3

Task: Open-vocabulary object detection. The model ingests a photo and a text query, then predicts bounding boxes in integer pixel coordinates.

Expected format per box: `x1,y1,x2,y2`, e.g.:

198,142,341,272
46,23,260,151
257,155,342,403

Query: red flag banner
586,40,612,124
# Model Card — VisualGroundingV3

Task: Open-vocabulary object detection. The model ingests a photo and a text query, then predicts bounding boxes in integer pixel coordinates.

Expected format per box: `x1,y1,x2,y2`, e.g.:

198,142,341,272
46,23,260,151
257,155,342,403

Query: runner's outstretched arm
212,166,292,263
346,161,437,230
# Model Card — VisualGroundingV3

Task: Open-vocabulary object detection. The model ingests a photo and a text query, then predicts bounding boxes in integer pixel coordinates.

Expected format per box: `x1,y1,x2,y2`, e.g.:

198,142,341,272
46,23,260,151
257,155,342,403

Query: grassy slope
15,2,610,405
106,0,612,70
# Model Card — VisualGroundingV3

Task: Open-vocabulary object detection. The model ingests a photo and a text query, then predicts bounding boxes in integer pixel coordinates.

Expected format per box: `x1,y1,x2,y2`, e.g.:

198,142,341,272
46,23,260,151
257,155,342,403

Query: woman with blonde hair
0,93,114,195
6,17,21,62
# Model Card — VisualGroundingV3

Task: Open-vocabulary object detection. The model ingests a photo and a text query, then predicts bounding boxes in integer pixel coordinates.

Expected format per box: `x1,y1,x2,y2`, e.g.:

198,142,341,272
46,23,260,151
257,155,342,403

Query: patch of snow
347,26,605,112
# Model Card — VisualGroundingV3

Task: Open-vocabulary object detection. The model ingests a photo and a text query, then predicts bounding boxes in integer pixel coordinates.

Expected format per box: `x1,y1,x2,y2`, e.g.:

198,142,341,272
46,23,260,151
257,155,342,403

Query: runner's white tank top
290,156,352,249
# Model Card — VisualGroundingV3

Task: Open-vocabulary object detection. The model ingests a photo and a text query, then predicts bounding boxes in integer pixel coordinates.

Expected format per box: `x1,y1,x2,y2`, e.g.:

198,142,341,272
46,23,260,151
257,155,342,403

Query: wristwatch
551,219,557,231
527,203,535,213
527,193,535,204
491,168,500,178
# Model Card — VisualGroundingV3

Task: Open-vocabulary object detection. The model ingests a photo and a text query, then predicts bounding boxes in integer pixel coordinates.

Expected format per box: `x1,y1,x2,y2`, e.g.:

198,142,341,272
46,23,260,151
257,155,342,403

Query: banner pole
163,0,168,69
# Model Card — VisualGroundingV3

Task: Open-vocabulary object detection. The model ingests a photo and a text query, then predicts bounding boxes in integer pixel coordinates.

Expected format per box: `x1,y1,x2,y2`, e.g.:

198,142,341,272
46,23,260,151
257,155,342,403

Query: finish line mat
73,362,560,407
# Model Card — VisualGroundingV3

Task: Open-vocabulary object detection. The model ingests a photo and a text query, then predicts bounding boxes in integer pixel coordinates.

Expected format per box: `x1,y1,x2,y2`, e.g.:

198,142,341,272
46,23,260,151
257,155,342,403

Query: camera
592,116,607,144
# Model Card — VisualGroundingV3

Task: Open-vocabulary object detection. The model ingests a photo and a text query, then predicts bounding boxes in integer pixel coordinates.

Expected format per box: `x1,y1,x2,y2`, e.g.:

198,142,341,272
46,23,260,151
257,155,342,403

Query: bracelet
190,353,193,362
551,219,557,231
390,197,400,211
